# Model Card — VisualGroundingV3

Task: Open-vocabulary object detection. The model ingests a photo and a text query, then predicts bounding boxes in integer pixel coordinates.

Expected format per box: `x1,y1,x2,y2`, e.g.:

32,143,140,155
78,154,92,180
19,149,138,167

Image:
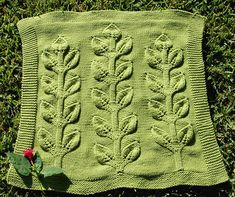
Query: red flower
23,149,34,162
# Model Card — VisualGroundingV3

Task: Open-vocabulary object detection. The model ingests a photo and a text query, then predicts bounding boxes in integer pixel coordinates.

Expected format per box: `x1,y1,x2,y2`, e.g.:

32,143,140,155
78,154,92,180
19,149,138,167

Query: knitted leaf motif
168,49,184,68
145,34,194,171
151,126,174,152
64,50,80,70
102,23,121,40
40,100,56,124
91,88,110,110
115,61,133,81
145,48,162,69
148,95,166,120
51,36,68,51
91,37,109,56
116,37,133,57
41,75,57,95
41,51,57,71
122,141,141,162
94,144,114,165
39,36,81,168
173,97,189,118
92,116,113,139
62,129,81,152
177,124,194,145
91,24,140,173
38,128,55,152
146,73,163,92
116,87,133,109
64,75,81,97
91,60,109,81
170,72,186,92
120,115,137,135
63,102,81,123
154,34,173,50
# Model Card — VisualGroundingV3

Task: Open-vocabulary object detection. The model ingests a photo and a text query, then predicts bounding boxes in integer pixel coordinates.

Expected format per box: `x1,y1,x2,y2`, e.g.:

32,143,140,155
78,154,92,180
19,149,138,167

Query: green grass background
0,0,234,196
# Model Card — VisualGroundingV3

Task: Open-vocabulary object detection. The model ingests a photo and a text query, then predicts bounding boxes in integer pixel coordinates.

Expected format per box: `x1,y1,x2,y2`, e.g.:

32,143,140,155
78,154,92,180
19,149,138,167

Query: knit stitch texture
7,10,228,195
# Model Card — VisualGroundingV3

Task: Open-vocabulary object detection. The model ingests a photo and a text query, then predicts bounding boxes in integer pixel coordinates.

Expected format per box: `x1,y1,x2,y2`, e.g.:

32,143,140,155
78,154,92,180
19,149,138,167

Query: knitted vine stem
38,36,81,168
91,24,140,173
145,34,194,171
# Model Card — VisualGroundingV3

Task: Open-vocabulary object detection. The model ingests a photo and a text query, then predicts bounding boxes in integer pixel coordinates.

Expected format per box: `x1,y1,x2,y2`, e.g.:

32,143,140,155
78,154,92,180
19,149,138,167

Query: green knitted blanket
7,10,228,194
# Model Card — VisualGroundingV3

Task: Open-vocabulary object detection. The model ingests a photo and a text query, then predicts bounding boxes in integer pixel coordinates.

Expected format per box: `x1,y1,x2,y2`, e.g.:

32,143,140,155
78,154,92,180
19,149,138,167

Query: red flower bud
23,149,34,162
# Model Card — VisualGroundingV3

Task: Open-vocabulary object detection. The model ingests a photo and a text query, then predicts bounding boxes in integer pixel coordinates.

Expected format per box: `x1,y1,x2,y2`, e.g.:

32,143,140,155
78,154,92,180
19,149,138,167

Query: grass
0,0,234,196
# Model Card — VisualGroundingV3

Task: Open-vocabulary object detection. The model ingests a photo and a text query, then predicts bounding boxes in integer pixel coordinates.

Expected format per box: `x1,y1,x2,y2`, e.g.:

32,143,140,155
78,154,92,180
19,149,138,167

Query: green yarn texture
7,10,228,195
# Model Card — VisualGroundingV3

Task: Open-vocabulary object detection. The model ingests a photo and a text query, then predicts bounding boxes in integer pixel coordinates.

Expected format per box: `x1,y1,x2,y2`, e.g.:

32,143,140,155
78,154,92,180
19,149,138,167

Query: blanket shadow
41,174,72,192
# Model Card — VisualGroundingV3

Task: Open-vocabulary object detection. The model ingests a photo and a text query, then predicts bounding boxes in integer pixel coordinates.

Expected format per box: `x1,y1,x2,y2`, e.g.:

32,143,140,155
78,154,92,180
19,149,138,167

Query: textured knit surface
7,10,228,195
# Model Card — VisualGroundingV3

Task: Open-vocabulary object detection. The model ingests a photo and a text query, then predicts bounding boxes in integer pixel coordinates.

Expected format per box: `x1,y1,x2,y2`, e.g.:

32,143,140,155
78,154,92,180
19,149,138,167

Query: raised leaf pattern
41,75,57,95
120,115,137,135
146,34,193,171
94,144,113,165
116,87,133,109
173,98,189,118
38,127,55,152
116,37,133,57
91,37,108,56
146,73,163,92
151,126,174,152
39,36,81,168
64,102,81,123
40,100,56,124
170,72,185,92
122,141,141,162
177,124,194,145
62,129,81,152
115,61,133,81
92,116,113,139
91,24,140,172
91,88,109,110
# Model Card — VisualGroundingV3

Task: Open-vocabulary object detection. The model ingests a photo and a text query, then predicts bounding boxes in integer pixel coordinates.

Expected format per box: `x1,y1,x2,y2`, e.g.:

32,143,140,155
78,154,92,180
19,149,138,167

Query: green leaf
42,167,63,178
34,151,43,173
170,72,186,92
120,115,137,135
40,100,56,124
91,60,109,81
144,48,162,69
91,88,109,110
51,36,68,51
177,124,194,145
115,61,133,81
154,34,172,50
91,37,108,56
146,73,163,92
122,141,140,162
64,50,80,70
38,127,55,152
116,87,133,109
173,97,189,118
148,97,166,120
7,153,31,176
64,102,81,123
116,37,133,57
41,50,57,71
94,143,113,165
64,75,81,96
168,49,184,68
62,129,80,152
151,126,174,152
92,116,113,139
41,75,57,95
102,23,121,40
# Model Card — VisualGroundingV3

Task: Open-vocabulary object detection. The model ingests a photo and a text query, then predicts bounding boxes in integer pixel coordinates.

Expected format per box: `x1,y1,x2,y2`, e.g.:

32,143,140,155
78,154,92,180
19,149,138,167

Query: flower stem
55,52,66,168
